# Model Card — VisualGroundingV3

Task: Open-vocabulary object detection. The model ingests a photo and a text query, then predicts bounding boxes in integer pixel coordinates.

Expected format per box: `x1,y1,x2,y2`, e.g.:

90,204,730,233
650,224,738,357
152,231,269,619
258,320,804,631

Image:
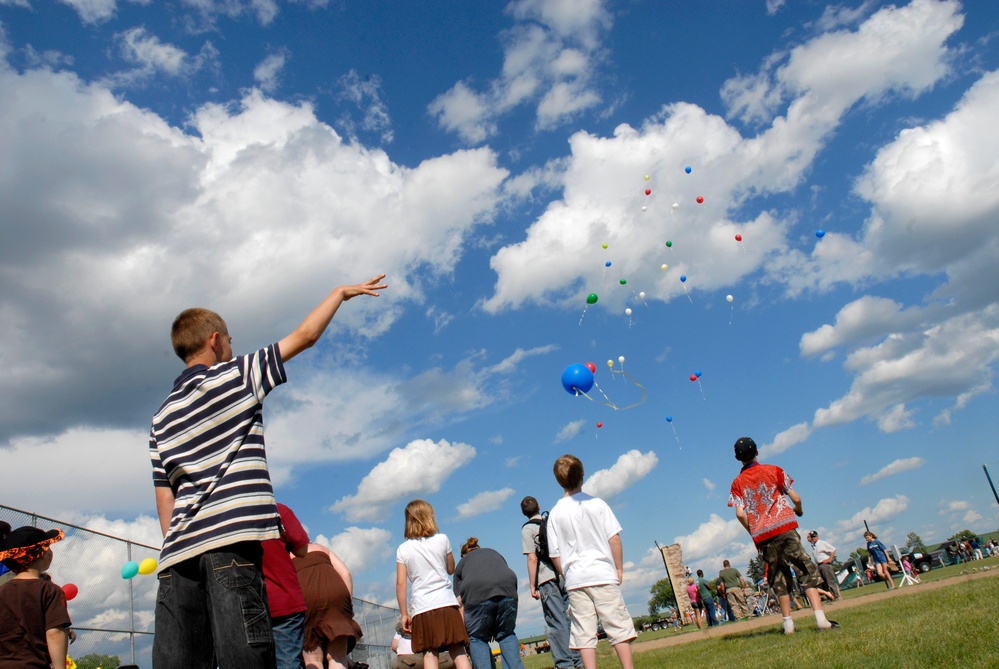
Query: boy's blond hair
404,499,439,539
554,454,584,491
171,308,227,362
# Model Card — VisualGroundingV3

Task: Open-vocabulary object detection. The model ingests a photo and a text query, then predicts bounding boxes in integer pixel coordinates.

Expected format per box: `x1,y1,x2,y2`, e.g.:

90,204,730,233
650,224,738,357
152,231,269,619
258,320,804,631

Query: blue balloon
561,364,594,395
121,561,139,580
685,166,692,174
816,230,826,238
695,370,702,377
680,275,687,283
605,261,612,267
666,416,673,422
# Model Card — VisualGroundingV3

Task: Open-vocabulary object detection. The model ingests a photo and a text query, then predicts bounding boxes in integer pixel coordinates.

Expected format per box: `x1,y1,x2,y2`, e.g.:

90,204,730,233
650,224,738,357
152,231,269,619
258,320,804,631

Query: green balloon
586,293,598,305
665,240,673,248
619,279,627,285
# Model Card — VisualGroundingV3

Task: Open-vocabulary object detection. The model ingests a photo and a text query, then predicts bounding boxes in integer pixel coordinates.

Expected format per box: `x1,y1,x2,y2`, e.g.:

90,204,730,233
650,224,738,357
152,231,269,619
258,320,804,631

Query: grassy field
521,559,999,669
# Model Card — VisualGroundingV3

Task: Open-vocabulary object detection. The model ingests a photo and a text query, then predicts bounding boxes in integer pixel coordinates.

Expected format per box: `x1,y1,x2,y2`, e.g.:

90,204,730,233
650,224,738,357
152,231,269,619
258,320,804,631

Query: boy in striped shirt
150,274,386,669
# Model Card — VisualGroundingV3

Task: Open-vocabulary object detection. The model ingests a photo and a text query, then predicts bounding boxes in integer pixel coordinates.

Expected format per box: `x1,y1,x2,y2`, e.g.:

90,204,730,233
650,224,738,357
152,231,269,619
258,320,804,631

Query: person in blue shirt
864,532,895,590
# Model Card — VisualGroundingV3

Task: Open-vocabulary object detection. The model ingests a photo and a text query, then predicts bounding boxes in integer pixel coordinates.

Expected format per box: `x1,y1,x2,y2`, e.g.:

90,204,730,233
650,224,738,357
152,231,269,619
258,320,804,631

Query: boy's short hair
553,454,584,491
171,308,227,363
520,496,540,518
404,499,439,539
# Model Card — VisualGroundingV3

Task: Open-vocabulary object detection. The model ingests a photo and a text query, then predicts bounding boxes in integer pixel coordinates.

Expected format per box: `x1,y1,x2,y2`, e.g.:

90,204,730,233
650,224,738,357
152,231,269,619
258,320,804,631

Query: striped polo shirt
150,344,287,571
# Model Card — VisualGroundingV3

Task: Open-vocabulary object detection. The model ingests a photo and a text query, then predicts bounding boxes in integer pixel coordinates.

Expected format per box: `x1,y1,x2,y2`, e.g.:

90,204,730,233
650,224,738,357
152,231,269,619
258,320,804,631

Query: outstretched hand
342,274,388,301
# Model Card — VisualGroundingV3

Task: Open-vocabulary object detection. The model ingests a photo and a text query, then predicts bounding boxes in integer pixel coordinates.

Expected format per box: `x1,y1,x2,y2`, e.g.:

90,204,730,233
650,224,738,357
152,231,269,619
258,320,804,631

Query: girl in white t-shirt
395,500,472,669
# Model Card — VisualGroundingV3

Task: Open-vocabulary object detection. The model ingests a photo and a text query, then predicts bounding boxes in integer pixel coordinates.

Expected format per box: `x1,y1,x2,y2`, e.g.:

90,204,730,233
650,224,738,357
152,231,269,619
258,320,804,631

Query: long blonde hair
404,499,439,539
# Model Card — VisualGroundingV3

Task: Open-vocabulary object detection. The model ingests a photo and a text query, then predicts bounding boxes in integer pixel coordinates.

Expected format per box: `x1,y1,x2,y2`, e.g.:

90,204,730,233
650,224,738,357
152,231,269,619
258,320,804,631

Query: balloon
62,583,78,601
661,264,668,270
695,370,702,377
735,234,742,242
138,557,158,575
685,166,692,174
625,308,632,316
666,416,673,422
641,206,647,212
645,188,651,196
696,196,704,204
605,261,612,267
672,202,679,209
586,293,598,305
596,422,603,428
689,374,697,382
606,360,614,368
665,240,672,248
602,243,609,249
726,294,734,303
121,561,140,580
618,355,626,364
644,174,651,181
585,361,597,374
639,291,646,299
561,364,594,395
680,275,687,282
816,230,825,238
619,279,627,285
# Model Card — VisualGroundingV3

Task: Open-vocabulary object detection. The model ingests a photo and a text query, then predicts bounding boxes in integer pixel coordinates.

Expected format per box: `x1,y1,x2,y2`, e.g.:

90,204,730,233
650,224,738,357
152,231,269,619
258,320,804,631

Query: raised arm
278,274,387,363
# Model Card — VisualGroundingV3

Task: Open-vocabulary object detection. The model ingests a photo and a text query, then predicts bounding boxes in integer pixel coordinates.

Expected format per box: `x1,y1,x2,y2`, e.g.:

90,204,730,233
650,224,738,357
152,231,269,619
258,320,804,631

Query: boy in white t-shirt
547,454,636,669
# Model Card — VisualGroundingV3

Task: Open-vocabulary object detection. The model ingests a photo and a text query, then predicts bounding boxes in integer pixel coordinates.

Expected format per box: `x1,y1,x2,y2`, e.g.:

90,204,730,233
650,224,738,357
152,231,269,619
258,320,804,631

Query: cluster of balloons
688,370,703,382
121,557,158,580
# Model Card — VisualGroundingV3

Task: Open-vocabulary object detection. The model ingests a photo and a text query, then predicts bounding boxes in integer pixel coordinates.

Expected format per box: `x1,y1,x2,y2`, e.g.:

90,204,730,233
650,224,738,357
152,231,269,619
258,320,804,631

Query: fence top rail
1,503,160,550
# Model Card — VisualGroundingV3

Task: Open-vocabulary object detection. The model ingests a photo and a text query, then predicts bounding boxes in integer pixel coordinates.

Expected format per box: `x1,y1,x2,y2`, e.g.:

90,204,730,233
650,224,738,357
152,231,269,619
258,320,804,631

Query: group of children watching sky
0,270,841,668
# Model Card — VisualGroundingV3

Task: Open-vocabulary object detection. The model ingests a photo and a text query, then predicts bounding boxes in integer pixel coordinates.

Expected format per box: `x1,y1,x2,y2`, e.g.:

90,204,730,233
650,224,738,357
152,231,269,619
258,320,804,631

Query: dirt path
632,567,998,651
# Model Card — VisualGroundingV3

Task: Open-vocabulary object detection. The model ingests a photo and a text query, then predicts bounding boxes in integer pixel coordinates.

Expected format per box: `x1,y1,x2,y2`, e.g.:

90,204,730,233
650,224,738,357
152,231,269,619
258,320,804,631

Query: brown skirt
410,606,468,654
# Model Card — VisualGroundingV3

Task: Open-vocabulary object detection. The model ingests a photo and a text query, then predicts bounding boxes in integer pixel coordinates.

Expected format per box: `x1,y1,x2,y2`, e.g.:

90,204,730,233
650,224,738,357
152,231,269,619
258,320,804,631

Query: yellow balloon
644,174,651,181
138,557,158,575
661,264,668,271
606,360,614,368
601,243,608,249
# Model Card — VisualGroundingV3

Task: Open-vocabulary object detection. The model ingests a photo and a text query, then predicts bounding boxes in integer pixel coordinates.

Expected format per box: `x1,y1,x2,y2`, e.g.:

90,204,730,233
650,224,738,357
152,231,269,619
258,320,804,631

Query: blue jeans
702,596,717,627
272,611,306,669
538,578,581,669
464,596,524,669
153,542,275,669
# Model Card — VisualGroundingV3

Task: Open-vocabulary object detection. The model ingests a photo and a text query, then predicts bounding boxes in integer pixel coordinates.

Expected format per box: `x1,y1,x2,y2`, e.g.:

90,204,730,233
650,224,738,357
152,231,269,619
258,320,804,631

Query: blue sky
2,0,999,637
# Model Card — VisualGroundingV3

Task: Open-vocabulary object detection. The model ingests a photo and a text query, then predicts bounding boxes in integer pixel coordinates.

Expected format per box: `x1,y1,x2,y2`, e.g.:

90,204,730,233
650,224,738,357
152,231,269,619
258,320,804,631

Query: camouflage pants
759,529,822,597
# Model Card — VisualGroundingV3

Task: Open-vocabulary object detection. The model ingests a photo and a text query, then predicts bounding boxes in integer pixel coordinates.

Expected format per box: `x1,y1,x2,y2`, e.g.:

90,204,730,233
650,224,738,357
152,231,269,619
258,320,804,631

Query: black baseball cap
733,437,758,462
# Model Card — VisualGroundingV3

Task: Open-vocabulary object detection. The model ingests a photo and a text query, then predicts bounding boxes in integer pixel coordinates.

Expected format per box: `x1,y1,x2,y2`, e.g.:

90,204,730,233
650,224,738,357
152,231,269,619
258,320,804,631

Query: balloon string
671,424,681,449
682,284,693,304
577,371,648,410
578,305,588,326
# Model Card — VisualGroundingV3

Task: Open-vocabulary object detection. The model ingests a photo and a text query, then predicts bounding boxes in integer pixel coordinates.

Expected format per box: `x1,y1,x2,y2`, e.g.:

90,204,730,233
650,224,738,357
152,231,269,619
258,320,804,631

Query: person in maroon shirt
0,526,73,668
263,503,311,669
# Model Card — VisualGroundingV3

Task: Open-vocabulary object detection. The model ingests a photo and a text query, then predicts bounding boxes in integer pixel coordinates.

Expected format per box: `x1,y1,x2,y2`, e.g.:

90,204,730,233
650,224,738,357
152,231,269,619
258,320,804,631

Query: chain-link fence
2,504,397,669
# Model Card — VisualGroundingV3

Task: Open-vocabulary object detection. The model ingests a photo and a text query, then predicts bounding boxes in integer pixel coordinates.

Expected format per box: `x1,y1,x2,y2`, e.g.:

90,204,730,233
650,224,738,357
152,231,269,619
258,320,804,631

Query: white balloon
660,264,668,271
671,202,679,209
726,295,734,303
641,206,647,212
618,356,626,364
625,308,632,316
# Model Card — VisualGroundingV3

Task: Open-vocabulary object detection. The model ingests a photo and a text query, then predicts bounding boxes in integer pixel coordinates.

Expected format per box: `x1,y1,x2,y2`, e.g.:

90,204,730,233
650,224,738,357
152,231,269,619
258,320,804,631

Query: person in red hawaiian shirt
727,437,838,635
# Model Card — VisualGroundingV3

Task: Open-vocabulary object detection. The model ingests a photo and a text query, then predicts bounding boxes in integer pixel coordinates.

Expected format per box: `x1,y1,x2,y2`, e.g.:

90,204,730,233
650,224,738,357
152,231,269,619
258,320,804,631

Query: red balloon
596,422,603,428
645,188,651,196
696,196,704,204
689,374,697,382
62,583,78,601
585,361,597,374
735,234,742,242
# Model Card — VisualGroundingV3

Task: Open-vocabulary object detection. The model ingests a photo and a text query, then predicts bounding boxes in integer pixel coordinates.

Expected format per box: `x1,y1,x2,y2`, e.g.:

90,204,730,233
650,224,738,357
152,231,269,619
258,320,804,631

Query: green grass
522,563,999,669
